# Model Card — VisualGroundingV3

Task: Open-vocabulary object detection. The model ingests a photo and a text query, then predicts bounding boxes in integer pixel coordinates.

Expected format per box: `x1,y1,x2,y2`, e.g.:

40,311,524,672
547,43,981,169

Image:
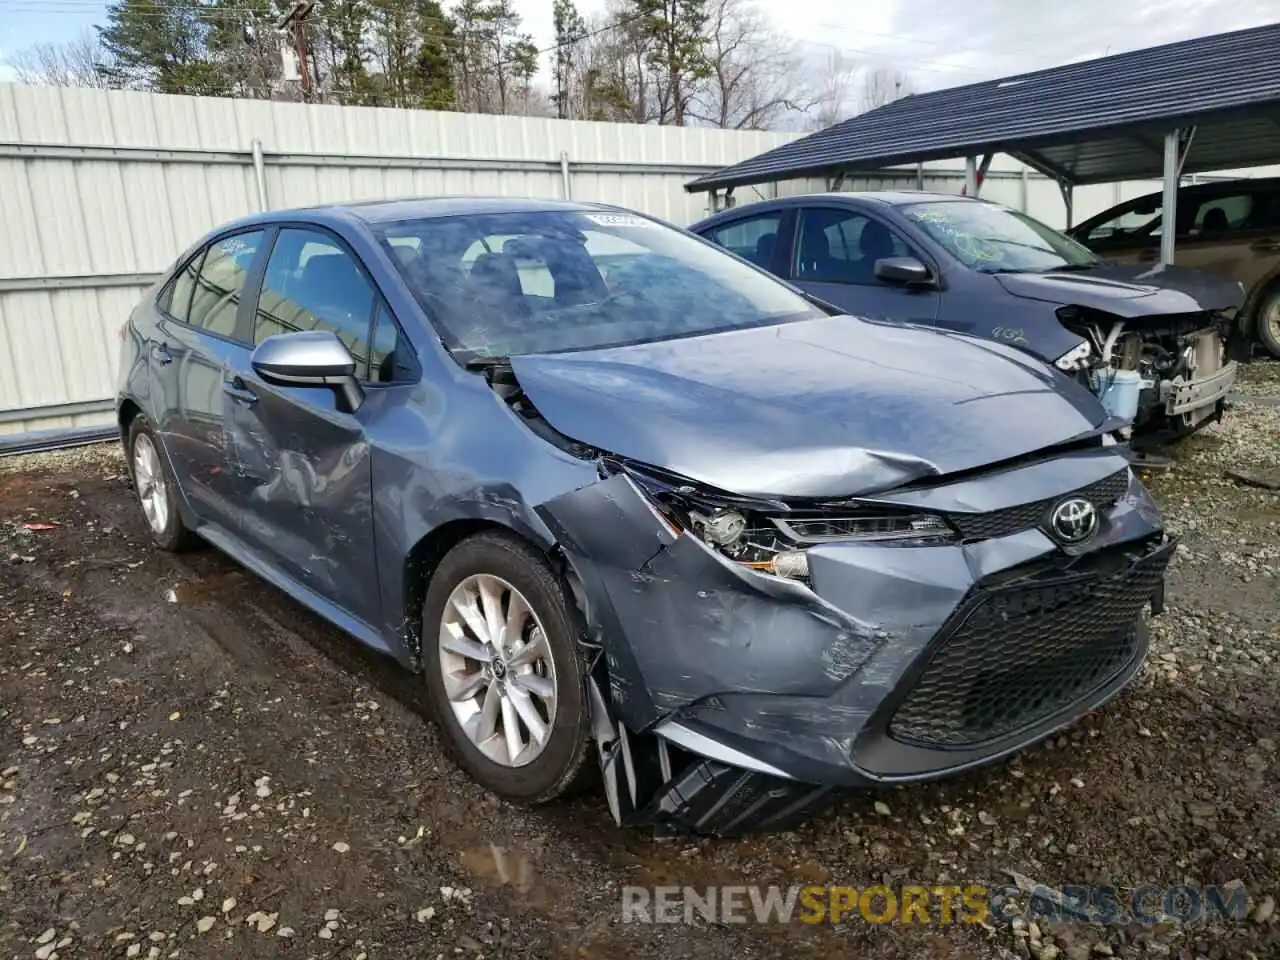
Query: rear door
788,206,940,324
222,226,389,625
150,229,267,532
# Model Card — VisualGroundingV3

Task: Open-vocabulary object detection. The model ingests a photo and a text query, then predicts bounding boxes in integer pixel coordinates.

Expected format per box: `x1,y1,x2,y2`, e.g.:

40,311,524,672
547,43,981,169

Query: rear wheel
421,532,590,803
1256,285,1280,359
126,416,197,552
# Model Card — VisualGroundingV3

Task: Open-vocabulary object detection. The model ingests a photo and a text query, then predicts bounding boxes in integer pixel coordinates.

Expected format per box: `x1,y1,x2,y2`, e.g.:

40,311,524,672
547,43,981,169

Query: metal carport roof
685,23,1280,194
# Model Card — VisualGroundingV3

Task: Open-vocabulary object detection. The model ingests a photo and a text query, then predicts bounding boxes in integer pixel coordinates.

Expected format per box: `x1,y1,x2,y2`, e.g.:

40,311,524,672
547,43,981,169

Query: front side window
703,213,783,267
795,209,911,284
254,229,376,379
1081,198,1162,245
375,209,822,360
903,201,1098,273
187,230,265,338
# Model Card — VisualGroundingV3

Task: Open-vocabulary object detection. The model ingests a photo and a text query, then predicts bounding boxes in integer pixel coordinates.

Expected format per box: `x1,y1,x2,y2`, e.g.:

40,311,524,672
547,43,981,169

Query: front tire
421,532,590,803
126,416,197,552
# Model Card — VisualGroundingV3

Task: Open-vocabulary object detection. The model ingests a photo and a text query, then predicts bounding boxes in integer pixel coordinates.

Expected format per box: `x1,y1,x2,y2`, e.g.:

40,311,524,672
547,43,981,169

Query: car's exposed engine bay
1054,306,1237,437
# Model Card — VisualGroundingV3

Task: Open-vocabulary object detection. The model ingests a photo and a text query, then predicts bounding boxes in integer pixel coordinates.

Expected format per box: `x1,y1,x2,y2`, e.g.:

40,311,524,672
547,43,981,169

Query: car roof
211,196,622,235
812,190,977,206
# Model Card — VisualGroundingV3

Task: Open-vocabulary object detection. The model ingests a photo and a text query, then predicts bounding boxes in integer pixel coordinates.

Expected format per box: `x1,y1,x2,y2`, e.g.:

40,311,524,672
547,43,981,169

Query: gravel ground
2,367,1278,960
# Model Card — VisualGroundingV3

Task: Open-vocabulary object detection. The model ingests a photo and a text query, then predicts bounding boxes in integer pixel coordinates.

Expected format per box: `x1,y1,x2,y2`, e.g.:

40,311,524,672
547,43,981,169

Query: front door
222,226,383,626
149,229,267,533
789,207,940,325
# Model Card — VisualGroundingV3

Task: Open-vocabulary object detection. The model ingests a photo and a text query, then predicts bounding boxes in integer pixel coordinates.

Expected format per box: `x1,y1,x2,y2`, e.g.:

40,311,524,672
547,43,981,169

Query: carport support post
964,156,977,195
1160,130,1180,265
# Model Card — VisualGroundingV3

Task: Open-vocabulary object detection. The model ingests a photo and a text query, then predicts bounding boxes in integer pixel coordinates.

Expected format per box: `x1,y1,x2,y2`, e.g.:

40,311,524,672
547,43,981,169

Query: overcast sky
3,0,1279,92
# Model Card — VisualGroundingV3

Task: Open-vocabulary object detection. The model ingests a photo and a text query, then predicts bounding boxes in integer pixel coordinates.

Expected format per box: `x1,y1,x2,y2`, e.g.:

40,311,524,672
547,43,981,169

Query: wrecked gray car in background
116,197,1173,836
693,193,1246,442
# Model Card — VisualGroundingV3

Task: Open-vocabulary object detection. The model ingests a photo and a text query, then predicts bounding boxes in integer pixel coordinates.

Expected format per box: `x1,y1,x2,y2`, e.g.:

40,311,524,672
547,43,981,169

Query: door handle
1250,239,1280,254
222,378,258,406
150,343,173,365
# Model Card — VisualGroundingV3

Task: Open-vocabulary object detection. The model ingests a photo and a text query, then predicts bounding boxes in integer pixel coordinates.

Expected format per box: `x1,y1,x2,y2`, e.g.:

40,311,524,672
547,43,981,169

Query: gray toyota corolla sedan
116,197,1173,836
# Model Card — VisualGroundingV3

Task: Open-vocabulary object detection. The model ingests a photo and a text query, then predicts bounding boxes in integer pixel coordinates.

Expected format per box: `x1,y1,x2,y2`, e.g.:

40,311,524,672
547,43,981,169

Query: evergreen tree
325,0,378,104
97,0,227,95
630,0,710,125
412,0,457,110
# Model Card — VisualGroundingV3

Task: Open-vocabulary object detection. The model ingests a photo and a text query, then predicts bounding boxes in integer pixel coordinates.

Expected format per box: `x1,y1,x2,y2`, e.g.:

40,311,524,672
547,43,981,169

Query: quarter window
160,249,205,323
186,231,265,338
254,229,376,379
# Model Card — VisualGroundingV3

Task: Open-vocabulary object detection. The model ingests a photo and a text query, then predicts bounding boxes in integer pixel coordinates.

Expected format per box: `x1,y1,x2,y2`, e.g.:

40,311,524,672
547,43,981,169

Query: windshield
902,200,1099,273
375,209,823,359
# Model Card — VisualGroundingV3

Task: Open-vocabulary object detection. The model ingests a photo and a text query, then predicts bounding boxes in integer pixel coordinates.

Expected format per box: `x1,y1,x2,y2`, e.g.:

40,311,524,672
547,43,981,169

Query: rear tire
1256,285,1280,359
421,531,591,803
126,416,197,552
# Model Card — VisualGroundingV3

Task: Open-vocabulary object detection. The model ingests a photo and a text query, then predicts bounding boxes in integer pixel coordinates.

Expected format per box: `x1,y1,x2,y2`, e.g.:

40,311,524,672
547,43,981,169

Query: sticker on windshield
582,213,657,228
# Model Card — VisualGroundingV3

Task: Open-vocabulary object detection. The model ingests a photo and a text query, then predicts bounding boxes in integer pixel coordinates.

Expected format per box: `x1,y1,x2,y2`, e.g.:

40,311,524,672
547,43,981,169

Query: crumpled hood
510,315,1108,499
994,262,1244,316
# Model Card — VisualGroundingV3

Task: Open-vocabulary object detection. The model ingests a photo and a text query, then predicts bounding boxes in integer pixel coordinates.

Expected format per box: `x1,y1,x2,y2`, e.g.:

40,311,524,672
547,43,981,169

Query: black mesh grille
889,541,1172,747
947,469,1130,542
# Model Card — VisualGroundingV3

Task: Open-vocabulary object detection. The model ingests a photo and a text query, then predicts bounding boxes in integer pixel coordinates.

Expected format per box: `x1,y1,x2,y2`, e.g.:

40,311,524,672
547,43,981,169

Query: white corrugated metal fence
0,84,1191,436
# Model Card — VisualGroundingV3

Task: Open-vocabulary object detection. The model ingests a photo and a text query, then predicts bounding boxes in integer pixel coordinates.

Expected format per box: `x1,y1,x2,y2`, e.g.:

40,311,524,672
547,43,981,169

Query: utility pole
278,0,316,102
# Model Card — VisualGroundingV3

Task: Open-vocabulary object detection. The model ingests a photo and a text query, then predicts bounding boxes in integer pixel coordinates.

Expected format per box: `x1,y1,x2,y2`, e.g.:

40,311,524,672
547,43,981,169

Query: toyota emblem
1049,497,1098,544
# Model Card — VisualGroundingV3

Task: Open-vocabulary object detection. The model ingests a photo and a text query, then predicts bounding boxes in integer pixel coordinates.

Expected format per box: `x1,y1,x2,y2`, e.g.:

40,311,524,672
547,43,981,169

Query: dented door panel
224,373,380,626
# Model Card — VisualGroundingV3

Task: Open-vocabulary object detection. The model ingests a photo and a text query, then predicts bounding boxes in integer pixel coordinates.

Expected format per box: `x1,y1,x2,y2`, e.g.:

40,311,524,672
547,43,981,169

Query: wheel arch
400,515,568,668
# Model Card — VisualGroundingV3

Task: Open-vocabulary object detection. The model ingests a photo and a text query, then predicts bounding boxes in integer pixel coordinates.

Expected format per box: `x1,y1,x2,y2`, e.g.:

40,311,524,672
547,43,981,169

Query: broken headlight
618,462,954,581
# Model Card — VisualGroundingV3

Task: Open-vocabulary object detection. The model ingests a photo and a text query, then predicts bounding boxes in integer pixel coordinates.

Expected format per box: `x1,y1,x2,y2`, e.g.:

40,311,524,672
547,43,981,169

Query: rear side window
1190,194,1252,235
703,213,783,268
253,228,376,379
187,231,265,338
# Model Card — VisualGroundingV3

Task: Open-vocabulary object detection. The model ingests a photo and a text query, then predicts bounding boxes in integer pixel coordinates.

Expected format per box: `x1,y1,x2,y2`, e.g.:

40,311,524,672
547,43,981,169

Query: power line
0,0,1003,81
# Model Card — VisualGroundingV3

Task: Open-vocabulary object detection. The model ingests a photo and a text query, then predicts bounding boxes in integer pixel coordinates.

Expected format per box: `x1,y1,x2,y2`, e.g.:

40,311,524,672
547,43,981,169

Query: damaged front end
1052,307,1238,439
538,450,1171,837
470,314,1172,836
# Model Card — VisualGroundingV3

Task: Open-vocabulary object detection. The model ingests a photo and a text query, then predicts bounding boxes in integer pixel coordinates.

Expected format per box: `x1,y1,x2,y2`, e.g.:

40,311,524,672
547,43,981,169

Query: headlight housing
614,460,955,581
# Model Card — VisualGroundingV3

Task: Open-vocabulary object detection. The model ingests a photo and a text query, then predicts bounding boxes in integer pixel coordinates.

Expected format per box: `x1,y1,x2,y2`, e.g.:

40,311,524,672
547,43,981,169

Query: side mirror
251,330,364,413
874,256,932,286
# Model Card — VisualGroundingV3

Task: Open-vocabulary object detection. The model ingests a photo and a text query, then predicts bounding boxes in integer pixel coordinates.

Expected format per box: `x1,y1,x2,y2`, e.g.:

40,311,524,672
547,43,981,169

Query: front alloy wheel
439,574,558,768
421,532,590,803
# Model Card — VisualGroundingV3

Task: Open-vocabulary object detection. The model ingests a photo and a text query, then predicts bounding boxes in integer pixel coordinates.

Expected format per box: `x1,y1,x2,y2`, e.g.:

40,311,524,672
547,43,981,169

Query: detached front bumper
539,448,1171,836
1165,359,1237,419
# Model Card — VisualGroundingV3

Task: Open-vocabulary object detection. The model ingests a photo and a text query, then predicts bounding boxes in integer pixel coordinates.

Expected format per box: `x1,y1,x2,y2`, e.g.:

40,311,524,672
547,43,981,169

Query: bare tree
860,65,915,113
804,50,857,129
572,2,655,122
689,0,807,129
7,32,114,88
